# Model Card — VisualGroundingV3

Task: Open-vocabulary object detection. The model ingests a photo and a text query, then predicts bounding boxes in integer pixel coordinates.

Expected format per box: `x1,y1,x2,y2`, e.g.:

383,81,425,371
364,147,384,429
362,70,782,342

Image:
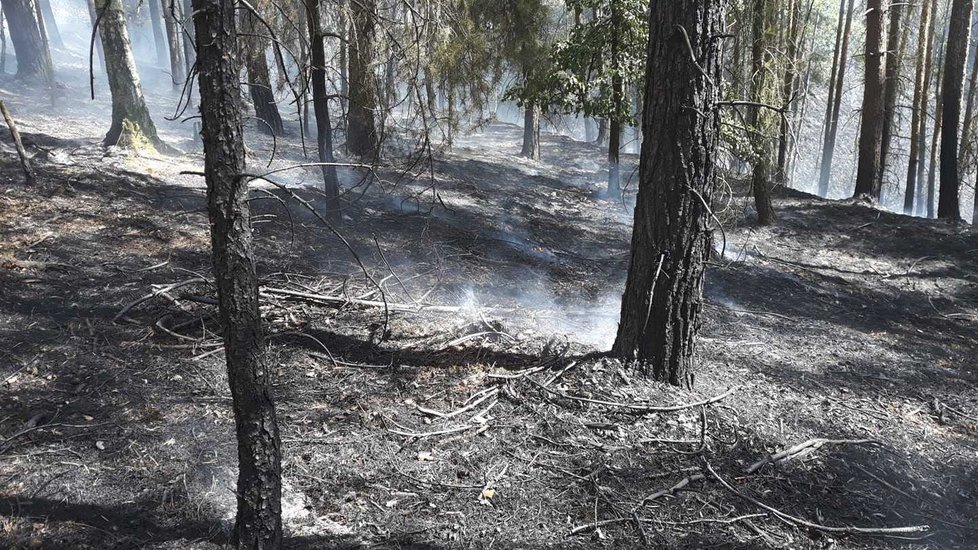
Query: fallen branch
0,100,36,186
261,286,491,314
640,473,706,503
705,462,928,536
746,438,879,474
112,278,208,323
529,379,738,413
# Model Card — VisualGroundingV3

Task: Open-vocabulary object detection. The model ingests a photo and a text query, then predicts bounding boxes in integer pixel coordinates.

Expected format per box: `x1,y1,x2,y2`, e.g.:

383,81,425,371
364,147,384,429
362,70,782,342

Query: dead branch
705,462,928,536
529,379,738,413
746,438,879,474
0,100,36,186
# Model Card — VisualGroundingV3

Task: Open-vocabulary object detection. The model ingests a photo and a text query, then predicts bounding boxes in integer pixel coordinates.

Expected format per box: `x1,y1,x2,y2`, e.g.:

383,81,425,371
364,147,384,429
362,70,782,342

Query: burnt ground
1,78,978,549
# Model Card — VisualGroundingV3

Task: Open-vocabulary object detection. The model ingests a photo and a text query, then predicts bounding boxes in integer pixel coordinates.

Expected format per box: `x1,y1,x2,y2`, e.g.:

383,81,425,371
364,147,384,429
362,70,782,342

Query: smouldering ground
1,72,977,549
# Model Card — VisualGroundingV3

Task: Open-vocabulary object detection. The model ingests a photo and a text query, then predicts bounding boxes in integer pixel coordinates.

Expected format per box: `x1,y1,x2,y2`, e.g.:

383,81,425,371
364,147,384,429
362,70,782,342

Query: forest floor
1,70,978,549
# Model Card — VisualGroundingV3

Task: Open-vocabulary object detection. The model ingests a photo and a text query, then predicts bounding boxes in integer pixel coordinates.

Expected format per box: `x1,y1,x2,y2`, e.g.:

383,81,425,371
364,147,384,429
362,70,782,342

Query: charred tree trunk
37,0,60,49
817,0,854,197
925,43,947,218
181,0,195,71
0,0,51,81
147,0,167,66
520,101,540,160
347,0,378,157
95,0,161,149
748,0,776,225
608,117,621,197
853,0,886,199
191,0,283,546
240,7,284,135
612,0,724,386
938,0,973,219
595,118,608,145
161,0,185,86
906,0,936,214
776,0,801,184
879,0,905,194
306,0,341,219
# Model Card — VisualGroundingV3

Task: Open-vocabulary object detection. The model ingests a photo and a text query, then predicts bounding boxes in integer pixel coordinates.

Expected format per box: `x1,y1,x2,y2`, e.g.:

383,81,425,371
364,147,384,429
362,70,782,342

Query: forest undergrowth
1,115,977,549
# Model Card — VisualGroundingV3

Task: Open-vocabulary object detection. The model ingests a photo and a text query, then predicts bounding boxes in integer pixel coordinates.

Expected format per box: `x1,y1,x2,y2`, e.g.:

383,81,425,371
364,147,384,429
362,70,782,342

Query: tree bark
748,0,776,225
853,0,886,199
906,0,936,214
181,0,195,70
347,0,378,157
776,0,802,184
925,42,946,218
95,0,161,149
612,0,724,386
161,0,185,86
520,102,540,160
938,0,973,219
0,0,51,81
879,0,905,195
817,0,854,197
608,117,621,197
191,0,283,547
240,6,284,135
306,0,341,220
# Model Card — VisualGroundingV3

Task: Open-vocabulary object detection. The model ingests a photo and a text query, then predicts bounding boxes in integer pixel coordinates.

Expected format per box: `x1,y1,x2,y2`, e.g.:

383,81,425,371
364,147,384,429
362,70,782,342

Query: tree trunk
85,0,105,73
1,8,7,74
748,0,776,225
520,102,540,160
95,0,161,149
147,0,167,66
161,0,184,86
878,0,905,195
347,0,378,157
306,0,341,220
906,0,936,214
938,0,973,219
595,117,608,145
925,42,946,218
37,0,60,49
817,0,855,197
191,0,283,546
957,40,978,168
0,0,51,81
181,0,195,71
608,117,621,197
339,7,349,122
853,0,886,199
612,0,724,386
240,7,284,136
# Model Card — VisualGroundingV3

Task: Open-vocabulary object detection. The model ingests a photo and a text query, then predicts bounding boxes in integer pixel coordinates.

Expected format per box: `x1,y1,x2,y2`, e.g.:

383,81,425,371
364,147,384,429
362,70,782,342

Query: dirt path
0,83,976,549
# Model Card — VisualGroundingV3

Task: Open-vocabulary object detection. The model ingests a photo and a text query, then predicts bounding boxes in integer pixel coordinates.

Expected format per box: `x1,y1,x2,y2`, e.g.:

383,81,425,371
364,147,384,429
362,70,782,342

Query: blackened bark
95,0,161,148
0,0,51,80
348,0,378,157
191,0,282,547
595,117,608,145
612,0,724,386
906,0,935,214
306,0,341,219
748,0,776,225
240,7,284,135
879,1,904,192
817,0,854,197
938,0,973,219
181,0,195,69
853,0,885,198
608,117,621,197
161,0,185,86
520,102,540,160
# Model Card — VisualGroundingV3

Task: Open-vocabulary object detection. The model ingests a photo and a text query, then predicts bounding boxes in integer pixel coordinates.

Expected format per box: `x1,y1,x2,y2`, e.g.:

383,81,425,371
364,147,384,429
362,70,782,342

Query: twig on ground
113,278,208,323
529,379,738,413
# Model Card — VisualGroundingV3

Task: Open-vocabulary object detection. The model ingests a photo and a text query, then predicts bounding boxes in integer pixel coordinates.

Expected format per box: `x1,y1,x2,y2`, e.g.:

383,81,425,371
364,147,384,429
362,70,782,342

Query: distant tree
191,0,283,546
0,0,53,81
306,0,341,218
160,0,185,86
348,0,379,157
470,0,553,160
817,0,854,197
37,0,62,49
879,0,908,196
539,0,647,196
240,3,285,135
854,0,886,199
906,0,937,214
746,0,777,225
147,0,167,66
613,0,724,385
95,0,163,149
938,0,973,219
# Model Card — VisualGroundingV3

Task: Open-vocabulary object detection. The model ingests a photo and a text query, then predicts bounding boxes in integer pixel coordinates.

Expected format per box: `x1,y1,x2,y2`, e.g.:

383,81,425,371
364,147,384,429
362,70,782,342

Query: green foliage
520,0,647,122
